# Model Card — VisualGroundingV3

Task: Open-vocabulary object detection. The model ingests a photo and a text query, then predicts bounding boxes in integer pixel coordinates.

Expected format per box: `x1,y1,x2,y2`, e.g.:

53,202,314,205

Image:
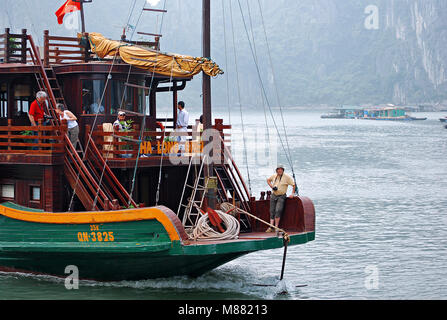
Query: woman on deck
56,103,79,147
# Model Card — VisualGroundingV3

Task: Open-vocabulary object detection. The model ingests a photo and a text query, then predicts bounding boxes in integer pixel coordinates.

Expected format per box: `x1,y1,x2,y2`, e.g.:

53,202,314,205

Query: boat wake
0,263,305,299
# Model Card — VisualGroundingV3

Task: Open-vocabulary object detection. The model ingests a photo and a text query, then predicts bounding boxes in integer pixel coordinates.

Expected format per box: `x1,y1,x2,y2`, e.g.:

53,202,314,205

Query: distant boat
321,106,363,119
320,111,344,119
321,105,426,121
362,107,426,121
439,117,447,123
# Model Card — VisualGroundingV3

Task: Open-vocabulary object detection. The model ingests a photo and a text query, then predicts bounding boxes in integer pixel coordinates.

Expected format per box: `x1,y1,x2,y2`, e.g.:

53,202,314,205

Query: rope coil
192,210,240,241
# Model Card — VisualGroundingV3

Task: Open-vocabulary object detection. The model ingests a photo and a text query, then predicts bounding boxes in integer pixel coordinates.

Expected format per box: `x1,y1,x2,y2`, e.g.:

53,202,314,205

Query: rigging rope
228,0,252,196
123,0,167,207
256,0,297,194
245,0,271,148
221,0,231,126
90,0,149,209
69,0,139,211
236,0,299,195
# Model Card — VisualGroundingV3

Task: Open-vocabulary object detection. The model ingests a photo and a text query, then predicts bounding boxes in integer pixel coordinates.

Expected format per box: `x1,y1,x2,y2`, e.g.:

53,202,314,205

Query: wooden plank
48,49,83,54
143,8,167,13
48,43,84,48
0,125,65,131
0,149,63,154
117,107,145,116
49,55,85,60
47,35,80,42
124,82,151,90
137,31,162,38
0,142,64,148
7,34,27,39
0,134,63,140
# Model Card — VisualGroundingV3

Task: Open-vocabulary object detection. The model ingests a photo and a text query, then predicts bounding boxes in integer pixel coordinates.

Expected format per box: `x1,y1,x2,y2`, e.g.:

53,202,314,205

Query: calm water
1,110,446,300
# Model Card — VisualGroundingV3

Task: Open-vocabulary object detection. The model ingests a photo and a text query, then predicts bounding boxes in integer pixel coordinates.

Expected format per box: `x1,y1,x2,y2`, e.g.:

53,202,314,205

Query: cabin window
30,186,41,201
110,80,134,114
82,80,106,114
137,87,146,114
0,83,7,118
14,84,32,117
1,184,15,199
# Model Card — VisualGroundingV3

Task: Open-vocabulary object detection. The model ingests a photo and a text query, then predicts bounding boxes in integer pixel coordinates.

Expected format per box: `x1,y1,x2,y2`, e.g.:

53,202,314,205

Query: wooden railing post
37,119,42,151
7,119,12,151
85,124,91,145
20,29,27,64
43,30,49,67
61,119,68,151
4,28,10,63
55,47,61,64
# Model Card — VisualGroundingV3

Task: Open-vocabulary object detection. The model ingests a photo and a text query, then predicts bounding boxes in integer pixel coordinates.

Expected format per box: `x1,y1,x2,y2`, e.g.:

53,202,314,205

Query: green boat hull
0,202,315,281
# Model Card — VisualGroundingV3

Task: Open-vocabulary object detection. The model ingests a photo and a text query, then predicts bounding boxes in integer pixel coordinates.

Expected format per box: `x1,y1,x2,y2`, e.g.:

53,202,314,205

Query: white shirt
113,119,130,131
177,108,189,129
60,110,78,129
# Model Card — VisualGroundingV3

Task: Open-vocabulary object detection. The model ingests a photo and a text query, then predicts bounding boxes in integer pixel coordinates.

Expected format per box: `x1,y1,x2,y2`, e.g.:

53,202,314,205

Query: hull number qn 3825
77,225,115,242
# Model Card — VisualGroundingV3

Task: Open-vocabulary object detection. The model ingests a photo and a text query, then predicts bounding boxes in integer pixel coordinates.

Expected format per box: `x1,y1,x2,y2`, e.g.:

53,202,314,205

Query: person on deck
113,111,130,131
113,111,132,158
176,101,189,154
55,103,79,148
266,165,296,233
28,91,49,127
28,91,50,150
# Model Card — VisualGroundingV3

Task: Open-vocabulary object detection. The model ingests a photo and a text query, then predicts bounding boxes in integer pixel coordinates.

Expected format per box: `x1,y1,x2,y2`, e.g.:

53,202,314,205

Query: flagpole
80,0,85,33
73,0,92,33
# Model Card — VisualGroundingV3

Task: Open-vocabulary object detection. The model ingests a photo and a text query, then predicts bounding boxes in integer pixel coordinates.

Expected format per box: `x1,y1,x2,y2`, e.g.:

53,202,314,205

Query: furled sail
86,32,224,78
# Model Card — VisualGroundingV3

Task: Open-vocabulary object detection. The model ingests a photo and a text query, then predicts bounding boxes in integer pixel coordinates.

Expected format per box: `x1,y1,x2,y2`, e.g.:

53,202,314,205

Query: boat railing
0,119,67,154
86,119,231,161
43,30,90,67
0,28,89,66
0,28,28,64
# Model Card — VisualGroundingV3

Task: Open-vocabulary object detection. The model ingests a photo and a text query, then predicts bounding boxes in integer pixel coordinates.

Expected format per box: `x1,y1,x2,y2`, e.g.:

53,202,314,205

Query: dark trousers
270,194,287,219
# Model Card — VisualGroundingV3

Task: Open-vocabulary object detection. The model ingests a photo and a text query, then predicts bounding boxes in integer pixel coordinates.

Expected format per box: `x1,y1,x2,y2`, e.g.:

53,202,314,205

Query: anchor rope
220,202,290,243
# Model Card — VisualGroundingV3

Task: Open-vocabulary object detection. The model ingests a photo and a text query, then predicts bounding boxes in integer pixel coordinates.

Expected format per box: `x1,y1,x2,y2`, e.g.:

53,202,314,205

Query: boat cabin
0,28,240,217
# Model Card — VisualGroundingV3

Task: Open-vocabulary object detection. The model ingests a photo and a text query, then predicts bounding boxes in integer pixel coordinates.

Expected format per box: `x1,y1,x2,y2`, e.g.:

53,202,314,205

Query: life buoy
207,207,226,233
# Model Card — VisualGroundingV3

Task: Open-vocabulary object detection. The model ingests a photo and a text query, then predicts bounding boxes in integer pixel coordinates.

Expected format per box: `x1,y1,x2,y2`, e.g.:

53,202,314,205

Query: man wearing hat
265,165,296,232
113,111,130,131
113,111,132,158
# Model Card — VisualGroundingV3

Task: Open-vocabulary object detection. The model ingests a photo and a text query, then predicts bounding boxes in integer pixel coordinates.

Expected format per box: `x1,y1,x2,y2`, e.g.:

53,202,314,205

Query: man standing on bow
266,165,296,233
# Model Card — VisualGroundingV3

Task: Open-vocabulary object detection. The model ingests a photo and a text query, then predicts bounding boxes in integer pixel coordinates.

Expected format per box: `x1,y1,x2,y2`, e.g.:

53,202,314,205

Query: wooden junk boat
0,1,315,281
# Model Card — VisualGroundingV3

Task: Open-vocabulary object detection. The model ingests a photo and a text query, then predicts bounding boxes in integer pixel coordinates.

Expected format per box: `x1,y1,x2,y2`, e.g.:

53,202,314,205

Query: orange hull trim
0,204,182,242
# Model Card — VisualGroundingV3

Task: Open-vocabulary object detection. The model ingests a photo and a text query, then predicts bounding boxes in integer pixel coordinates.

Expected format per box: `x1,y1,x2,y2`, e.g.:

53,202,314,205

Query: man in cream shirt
176,101,189,154
266,165,296,233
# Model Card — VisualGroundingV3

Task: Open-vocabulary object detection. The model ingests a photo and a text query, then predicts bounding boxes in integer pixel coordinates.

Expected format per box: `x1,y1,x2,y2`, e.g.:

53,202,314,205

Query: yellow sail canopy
86,32,224,78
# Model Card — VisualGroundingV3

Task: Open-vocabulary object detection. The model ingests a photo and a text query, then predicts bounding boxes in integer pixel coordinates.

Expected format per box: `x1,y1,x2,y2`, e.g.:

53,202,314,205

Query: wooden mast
202,0,211,130
202,0,216,209
73,0,92,33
